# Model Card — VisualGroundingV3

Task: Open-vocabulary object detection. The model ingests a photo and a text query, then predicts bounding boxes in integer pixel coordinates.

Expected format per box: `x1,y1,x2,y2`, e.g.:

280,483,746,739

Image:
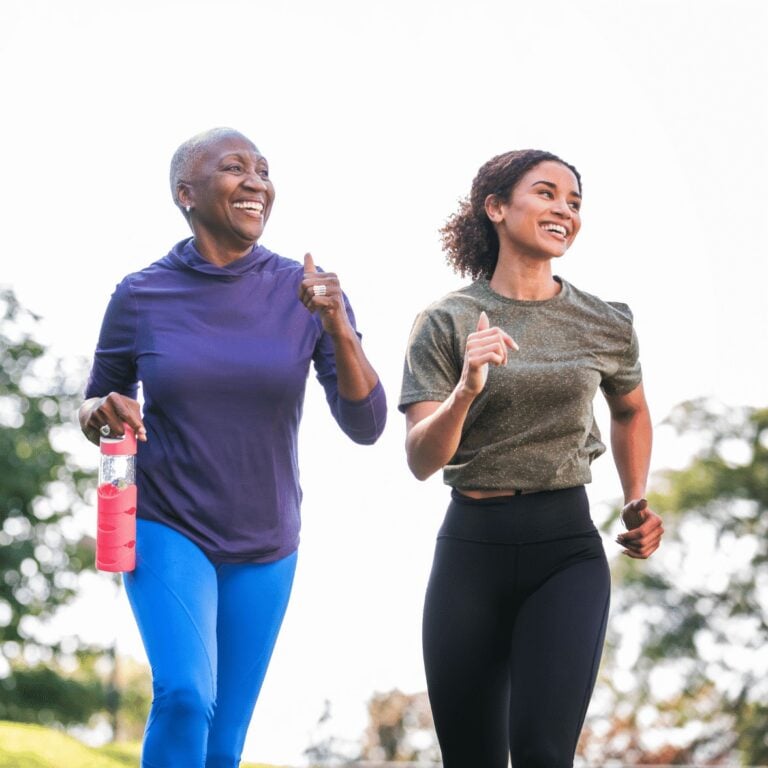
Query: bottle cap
100,424,138,456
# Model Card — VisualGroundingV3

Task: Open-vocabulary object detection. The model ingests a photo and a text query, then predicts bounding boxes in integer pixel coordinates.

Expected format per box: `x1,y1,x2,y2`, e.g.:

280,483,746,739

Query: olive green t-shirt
399,278,642,491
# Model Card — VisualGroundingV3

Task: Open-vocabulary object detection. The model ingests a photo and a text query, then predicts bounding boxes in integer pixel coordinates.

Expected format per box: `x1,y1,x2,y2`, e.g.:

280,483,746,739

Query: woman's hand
616,498,664,559
298,252,351,337
404,312,518,480
459,311,518,396
79,393,147,446
298,251,380,403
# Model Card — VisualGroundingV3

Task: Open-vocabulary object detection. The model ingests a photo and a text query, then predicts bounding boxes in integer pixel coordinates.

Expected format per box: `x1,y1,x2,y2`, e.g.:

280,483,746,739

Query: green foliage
0,287,94,647
0,287,111,729
587,398,768,765
0,721,279,767
0,661,107,726
108,656,151,742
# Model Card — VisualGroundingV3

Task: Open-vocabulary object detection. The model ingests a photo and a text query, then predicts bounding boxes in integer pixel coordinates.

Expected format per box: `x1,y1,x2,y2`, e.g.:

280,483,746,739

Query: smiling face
486,160,582,262
177,132,275,263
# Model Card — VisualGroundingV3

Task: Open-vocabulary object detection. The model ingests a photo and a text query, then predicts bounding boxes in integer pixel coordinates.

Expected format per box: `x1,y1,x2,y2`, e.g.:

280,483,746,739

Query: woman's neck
489,256,561,301
192,231,255,268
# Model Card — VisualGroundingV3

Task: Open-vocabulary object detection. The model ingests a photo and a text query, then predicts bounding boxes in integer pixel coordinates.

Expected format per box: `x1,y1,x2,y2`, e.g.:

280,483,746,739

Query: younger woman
399,150,663,767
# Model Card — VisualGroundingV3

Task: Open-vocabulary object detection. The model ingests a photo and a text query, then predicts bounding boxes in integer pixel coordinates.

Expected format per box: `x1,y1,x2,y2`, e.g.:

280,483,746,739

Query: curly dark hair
440,150,581,280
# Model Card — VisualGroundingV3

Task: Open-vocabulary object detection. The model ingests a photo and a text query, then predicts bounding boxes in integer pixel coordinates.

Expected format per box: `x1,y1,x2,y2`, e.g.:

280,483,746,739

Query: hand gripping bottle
97,425,137,572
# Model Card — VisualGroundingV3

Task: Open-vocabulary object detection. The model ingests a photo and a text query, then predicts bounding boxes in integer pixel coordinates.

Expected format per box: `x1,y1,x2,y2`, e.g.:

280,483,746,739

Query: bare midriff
456,488,526,499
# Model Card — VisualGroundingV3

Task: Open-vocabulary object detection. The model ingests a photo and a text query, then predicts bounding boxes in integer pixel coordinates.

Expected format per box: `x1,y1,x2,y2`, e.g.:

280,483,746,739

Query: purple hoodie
85,238,386,563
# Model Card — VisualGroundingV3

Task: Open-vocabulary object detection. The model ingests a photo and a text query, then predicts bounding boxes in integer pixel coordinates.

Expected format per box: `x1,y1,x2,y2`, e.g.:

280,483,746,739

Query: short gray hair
169,127,256,214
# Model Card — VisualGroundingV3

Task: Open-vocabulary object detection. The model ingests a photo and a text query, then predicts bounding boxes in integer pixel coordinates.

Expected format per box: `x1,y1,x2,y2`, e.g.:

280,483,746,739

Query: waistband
440,486,596,545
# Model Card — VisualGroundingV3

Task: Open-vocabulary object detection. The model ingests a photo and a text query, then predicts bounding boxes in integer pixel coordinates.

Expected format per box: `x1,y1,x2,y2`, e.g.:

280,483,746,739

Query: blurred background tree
0,286,149,737
6,281,766,763
360,688,439,763
0,288,90,650
304,690,440,766
581,399,768,765
303,699,361,767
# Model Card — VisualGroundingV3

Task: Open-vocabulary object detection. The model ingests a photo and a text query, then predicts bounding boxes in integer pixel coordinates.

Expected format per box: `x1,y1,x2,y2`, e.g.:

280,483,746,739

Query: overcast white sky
2,0,767,764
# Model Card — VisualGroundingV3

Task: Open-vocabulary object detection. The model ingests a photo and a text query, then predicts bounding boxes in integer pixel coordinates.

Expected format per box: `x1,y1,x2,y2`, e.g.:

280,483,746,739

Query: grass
0,721,285,767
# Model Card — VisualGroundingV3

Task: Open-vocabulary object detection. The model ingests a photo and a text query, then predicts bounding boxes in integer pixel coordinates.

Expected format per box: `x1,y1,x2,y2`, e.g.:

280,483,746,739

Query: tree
581,399,768,765
0,287,110,726
361,689,440,763
303,700,360,767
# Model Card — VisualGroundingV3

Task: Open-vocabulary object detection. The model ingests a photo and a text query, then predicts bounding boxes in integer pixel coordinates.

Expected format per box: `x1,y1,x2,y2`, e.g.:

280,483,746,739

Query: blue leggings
124,519,297,768
423,487,610,768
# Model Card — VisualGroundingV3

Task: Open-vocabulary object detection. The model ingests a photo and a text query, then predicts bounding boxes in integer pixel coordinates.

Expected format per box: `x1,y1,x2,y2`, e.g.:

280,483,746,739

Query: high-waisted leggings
423,487,610,768
123,519,297,768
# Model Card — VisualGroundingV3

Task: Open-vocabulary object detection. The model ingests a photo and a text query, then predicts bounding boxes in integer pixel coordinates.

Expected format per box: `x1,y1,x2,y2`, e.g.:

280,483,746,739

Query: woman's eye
539,189,554,198
569,201,581,211
226,164,243,172
258,169,270,179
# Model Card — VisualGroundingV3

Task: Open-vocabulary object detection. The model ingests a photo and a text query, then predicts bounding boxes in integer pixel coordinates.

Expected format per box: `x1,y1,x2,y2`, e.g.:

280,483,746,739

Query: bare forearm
406,388,475,480
611,407,652,502
331,329,380,401
605,385,663,557
405,310,517,481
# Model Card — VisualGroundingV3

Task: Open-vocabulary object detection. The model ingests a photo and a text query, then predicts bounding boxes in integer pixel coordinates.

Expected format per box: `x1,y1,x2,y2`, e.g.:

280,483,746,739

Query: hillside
0,721,281,768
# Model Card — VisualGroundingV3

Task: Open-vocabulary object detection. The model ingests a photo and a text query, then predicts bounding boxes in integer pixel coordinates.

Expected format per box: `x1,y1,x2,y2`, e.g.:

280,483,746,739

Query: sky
1,0,767,764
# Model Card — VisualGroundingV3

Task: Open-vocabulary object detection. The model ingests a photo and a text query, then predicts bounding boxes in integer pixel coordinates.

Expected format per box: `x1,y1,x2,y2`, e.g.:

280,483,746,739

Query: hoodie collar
166,237,270,279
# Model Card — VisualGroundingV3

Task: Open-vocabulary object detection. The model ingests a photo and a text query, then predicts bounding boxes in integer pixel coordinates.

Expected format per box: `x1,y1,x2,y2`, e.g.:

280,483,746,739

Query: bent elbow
406,453,434,482
612,404,649,425
343,417,386,445
349,431,381,446
336,387,387,445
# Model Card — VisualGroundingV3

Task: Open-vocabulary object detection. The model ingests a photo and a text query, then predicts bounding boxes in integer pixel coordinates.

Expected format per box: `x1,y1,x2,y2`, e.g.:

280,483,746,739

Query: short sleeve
601,325,642,396
398,309,461,412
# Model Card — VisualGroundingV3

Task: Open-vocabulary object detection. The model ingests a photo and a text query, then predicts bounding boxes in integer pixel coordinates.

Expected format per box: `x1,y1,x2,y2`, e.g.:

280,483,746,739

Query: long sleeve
85,279,139,400
312,298,387,445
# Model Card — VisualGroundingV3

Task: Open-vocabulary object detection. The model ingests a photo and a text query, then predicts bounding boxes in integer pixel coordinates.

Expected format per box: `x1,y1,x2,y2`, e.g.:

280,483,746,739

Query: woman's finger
299,270,340,310
92,394,147,442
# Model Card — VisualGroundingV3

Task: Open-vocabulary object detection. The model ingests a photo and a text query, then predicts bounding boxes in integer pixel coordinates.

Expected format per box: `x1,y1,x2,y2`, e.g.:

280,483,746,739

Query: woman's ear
177,183,193,209
484,193,504,223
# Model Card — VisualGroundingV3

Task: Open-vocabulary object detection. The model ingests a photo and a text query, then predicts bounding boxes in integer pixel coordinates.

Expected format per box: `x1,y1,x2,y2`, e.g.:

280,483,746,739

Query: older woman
79,127,386,767
400,150,663,767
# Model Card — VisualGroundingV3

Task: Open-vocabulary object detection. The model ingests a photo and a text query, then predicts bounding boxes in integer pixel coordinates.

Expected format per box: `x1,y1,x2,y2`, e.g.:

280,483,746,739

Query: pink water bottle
97,424,137,572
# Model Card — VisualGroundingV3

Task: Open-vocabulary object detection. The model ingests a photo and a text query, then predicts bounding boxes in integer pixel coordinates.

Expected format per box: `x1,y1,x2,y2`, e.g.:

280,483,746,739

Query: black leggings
423,487,610,768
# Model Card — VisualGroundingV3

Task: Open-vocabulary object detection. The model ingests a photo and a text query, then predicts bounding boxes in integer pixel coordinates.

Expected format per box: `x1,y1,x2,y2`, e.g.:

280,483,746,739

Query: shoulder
559,278,635,327
252,246,327,296
416,281,488,323
254,245,304,274
117,251,183,288
404,283,489,356
101,261,170,309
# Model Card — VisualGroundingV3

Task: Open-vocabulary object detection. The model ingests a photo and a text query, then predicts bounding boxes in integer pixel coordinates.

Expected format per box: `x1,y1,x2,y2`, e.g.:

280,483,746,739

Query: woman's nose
243,171,268,190
551,197,572,217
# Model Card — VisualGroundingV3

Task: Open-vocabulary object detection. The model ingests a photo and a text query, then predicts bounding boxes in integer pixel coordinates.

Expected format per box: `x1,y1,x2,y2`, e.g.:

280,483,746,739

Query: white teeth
233,201,264,212
543,223,567,237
